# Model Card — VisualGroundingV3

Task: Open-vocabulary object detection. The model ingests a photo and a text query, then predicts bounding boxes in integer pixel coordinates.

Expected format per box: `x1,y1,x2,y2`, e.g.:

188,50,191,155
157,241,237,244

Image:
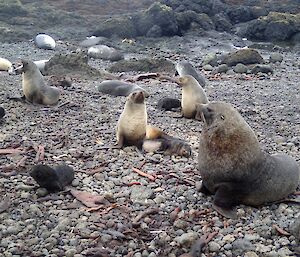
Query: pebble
269,53,283,63
36,187,48,197
233,63,248,73
203,64,214,71
174,232,198,246
208,241,221,252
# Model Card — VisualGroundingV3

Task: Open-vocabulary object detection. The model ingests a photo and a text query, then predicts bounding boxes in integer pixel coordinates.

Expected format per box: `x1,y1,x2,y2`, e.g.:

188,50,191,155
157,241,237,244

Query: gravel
0,29,299,256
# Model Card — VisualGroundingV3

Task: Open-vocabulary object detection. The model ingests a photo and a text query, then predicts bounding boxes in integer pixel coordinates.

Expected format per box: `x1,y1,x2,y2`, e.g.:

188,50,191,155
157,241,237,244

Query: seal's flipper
212,203,237,219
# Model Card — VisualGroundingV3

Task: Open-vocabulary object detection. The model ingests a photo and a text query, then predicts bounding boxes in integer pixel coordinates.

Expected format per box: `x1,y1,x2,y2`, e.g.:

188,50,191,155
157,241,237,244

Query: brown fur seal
197,101,300,219
116,91,147,147
18,60,60,105
177,75,208,119
176,61,206,87
30,164,74,192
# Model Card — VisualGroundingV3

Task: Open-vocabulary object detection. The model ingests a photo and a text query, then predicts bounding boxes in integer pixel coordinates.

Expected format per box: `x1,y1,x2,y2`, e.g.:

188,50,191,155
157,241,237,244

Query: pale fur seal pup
176,61,206,87
116,91,147,147
19,60,60,105
0,57,13,73
197,101,300,219
177,75,208,119
97,80,149,97
30,164,74,192
35,34,56,50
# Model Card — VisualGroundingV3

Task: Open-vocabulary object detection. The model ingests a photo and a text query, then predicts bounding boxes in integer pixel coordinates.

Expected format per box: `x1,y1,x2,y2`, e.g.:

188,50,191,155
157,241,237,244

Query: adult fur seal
19,60,60,105
97,80,149,97
176,61,206,87
197,101,300,219
116,91,147,147
35,34,56,50
30,164,74,192
177,75,208,119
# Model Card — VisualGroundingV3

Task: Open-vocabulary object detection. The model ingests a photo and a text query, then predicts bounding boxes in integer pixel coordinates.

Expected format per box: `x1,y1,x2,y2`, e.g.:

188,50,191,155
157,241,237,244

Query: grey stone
130,185,154,204
251,64,273,74
36,187,48,197
269,53,283,63
174,232,198,247
203,64,213,71
208,241,221,252
232,239,255,255
233,63,248,73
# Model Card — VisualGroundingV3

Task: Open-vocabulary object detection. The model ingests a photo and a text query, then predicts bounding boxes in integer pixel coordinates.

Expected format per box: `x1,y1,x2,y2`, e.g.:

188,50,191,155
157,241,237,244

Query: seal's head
15,60,37,74
128,91,145,104
176,75,198,88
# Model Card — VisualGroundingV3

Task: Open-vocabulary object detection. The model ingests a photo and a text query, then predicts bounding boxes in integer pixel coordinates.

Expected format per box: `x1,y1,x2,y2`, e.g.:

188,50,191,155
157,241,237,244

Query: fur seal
30,164,74,191
116,91,147,147
143,126,192,157
0,57,13,72
97,80,149,97
157,97,181,111
35,34,56,50
197,101,300,219
176,61,206,87
0,107,5,118
177,75,208,119
88,45,124,61
19,60,60,105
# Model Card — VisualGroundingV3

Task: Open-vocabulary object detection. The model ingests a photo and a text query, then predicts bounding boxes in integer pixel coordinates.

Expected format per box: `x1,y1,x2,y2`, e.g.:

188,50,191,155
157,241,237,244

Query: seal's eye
220,115,225,120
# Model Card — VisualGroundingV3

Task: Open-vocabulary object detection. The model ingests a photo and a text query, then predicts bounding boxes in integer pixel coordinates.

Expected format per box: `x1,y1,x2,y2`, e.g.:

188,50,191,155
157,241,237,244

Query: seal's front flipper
212,203,237,219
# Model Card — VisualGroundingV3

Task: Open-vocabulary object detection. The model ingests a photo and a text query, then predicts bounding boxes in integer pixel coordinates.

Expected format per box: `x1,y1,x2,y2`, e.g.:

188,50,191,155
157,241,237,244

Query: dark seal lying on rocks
97,80,149,97
197,101,299,219
30,164,74,192
157,97,181,111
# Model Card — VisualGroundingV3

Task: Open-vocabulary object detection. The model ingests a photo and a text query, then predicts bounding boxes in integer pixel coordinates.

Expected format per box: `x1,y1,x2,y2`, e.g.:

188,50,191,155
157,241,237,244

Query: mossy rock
0,0,27,21
93,16,138,38
109,58,175,73
240,12,300,41
222,49,264,66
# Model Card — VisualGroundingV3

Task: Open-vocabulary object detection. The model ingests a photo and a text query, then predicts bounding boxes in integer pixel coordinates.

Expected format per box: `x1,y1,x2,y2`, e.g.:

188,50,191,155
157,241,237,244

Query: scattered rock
222,49,264,66
130,185,154,204
233,63,248,73
216,63,229,73
269,52,283,63
251,64,273,74
203,64,214,71
208,241,221,252
290,216,300,242
174,232,198,247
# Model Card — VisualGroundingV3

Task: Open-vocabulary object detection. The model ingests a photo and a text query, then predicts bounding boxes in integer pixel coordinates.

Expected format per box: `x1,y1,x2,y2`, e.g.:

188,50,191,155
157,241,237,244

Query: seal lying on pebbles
157,97,181,111
97,80,149,97
79,36,106,48
143,126,192,157
176,61,206,87
18,60,60,105
88,45,124,61
0,57,13,72
197,101,300,219
177,75,208,119
116,91,147,147
0,107,5,118
35,34,56,50
30,164,74,192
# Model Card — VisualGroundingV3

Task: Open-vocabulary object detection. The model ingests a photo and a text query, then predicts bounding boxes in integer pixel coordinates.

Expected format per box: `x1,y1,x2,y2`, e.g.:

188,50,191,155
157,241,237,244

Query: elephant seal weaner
176,61,206,88
116,91,147,148
35,34,56,50
18,60,60,105
197,101,299,219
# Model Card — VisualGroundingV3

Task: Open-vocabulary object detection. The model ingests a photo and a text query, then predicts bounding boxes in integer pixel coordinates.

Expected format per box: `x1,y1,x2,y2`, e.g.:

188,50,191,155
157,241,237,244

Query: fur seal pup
30,164,74,192
143,126,192,157
0,107,5,118
176,61,206,88
0,57,13,72
19,60,60,105
88,45,124,61
157,97,181,111
197,101,300,219
35,34,56,50
97,80,149,97
177,75,208,119
116,91,147,147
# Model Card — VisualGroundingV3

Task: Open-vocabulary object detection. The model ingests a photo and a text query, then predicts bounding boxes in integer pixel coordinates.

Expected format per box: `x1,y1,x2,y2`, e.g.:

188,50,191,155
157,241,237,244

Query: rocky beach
0,0,300,256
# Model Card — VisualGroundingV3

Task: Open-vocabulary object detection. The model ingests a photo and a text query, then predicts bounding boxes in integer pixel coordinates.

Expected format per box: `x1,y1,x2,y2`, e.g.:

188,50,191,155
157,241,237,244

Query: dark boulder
222,49,264,66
